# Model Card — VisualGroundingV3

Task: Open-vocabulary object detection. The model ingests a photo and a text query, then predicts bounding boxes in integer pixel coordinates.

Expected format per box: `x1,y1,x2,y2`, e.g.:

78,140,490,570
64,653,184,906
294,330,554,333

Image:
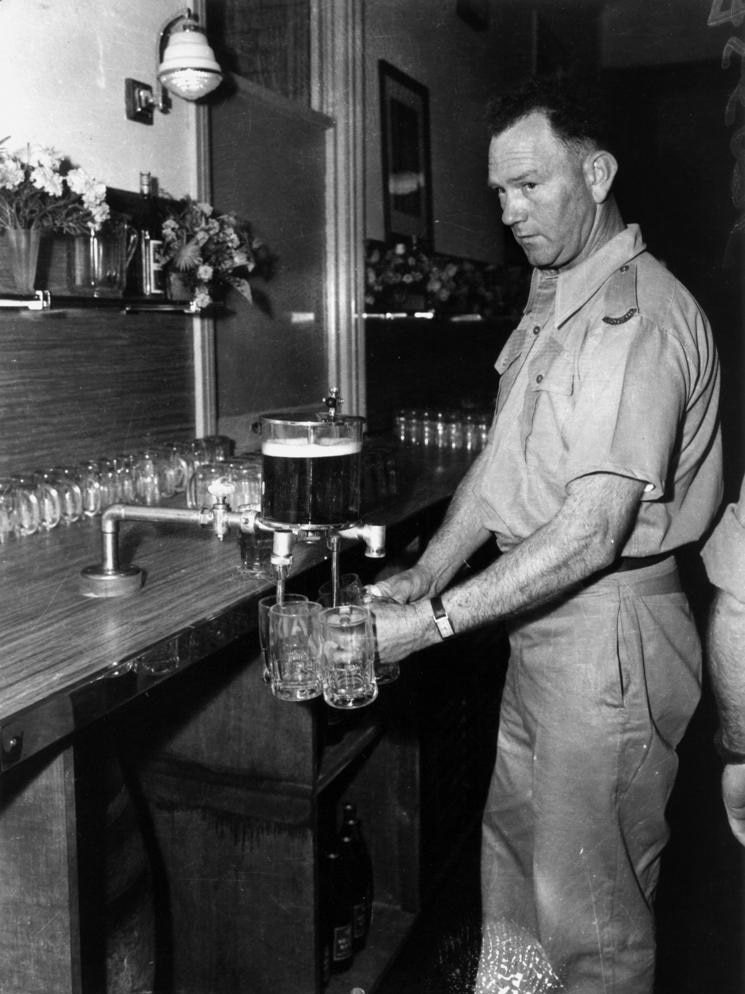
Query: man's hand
722,764,745,847
367,597,439,665
372,563,434,605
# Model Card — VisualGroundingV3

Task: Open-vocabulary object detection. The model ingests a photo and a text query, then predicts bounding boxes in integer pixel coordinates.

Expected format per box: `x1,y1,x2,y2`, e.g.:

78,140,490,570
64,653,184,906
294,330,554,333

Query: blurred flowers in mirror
364,238,527,320
0,140,109,233
158,196,275,311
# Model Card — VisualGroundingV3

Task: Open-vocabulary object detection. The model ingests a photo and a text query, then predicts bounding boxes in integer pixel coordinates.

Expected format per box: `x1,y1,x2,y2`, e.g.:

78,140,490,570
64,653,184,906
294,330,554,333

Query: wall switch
125,78,154,125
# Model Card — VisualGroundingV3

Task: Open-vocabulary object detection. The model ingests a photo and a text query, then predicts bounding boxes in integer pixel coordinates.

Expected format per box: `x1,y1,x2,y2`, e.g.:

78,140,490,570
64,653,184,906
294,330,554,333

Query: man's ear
583,150,618,204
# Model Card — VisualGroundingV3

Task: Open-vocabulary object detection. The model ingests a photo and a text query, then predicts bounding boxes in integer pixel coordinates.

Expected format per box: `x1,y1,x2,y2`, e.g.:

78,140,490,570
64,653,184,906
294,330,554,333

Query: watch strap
430,595,455,639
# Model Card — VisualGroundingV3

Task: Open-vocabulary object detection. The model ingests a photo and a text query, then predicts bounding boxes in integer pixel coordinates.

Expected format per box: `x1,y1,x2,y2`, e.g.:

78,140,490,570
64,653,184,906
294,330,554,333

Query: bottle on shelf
339,801,373,952
133,171,165,298
321,850,354,979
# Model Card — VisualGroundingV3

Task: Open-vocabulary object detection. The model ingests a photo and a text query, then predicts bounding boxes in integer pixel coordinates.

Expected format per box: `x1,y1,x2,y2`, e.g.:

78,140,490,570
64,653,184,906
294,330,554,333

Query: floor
375,677,745,994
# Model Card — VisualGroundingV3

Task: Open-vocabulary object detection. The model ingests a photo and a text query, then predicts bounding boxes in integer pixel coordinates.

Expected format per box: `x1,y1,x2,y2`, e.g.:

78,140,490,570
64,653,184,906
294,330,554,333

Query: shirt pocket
521,350,575,453
495,335,527,416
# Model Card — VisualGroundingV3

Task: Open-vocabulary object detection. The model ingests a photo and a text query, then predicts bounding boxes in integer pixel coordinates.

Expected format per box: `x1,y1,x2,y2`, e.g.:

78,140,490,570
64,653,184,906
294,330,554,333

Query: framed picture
379,60,434,247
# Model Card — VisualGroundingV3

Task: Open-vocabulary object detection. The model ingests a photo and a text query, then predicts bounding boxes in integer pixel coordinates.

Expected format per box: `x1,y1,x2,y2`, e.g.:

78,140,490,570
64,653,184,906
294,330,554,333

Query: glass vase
6,227,41,295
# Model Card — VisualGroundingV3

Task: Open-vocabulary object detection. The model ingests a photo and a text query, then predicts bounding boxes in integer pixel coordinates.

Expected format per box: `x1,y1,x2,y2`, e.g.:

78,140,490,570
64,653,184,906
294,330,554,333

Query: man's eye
522,182,537,192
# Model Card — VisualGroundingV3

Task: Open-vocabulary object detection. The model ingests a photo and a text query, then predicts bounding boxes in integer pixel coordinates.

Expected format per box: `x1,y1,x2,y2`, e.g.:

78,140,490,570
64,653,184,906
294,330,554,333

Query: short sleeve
702,475,745,601
562,317,687,499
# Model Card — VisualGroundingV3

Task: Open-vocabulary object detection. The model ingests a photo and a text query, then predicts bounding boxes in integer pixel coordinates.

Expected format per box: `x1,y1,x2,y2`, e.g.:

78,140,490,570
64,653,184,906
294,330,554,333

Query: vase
67,227,138,298
6,227,41,295
166,271,192,303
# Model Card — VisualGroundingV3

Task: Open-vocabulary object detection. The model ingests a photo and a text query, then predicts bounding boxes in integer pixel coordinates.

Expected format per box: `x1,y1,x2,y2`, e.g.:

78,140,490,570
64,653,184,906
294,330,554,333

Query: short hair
486,75,614,157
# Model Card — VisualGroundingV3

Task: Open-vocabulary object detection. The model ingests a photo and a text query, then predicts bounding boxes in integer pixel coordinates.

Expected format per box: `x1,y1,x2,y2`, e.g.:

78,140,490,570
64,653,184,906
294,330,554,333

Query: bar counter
0,444,492,994
0,444,474,769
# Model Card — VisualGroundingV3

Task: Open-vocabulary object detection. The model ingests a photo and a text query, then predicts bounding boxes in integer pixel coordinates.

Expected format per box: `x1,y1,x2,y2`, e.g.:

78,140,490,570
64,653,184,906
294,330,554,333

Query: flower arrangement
365,239,528,320
158,196,274,310
0,140,109,233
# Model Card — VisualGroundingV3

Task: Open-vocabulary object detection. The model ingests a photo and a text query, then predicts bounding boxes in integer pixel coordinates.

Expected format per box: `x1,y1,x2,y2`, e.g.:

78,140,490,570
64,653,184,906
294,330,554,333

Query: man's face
488,111,597,270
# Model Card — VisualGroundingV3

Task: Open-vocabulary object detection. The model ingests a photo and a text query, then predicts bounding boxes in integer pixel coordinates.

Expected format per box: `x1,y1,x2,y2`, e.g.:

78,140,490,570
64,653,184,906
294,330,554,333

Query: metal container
260,410,364,529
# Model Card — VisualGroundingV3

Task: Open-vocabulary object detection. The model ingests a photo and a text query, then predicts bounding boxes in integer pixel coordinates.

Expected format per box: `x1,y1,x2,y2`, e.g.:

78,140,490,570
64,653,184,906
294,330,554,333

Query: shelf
326,902,417,994
0,292,199,314
316,709,386,794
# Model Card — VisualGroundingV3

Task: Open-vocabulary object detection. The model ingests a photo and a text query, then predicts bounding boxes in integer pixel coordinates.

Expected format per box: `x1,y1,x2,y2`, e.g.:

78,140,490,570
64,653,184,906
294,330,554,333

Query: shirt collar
549,224,646,328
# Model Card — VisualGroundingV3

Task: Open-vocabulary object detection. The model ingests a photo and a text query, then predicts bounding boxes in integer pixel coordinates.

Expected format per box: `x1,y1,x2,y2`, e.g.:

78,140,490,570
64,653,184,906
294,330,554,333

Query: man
370,77,722,993
702,482,745,848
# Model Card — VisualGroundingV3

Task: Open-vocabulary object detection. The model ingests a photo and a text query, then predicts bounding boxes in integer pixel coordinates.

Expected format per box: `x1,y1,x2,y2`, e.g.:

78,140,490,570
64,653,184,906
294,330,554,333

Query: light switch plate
125,78,154,125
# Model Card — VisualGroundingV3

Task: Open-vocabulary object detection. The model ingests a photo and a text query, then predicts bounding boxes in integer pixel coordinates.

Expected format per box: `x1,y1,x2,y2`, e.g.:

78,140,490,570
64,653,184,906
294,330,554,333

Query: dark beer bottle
135,171,165,297
321,851,354,975
339,802,373,951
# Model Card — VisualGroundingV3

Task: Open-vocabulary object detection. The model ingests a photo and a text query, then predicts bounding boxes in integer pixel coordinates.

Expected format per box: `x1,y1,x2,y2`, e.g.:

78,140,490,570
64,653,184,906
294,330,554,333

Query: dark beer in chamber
261,438,362,527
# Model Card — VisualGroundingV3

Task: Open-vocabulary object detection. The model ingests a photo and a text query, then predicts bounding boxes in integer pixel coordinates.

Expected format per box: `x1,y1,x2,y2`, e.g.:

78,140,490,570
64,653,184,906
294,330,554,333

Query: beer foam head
262,437,361,458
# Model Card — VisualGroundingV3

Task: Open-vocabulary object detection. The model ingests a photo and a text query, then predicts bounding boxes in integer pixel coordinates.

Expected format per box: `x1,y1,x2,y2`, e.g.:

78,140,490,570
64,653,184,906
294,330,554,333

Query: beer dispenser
80,391,385,601
255,390,386,604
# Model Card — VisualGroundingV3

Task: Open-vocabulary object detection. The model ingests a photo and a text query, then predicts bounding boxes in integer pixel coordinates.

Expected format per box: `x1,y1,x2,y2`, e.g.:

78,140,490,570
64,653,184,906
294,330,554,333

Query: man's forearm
708,589,745,753
441,472,646,635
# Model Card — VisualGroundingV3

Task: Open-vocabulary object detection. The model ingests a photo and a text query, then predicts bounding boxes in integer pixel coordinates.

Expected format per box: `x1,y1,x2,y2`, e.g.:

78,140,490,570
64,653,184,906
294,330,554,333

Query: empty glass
133,449,161,506
10,475,41,536
47,466,84,524
187,462,230,509
31,471,62,530
0,481,16,542
269,599,324,702
318,572,362,608
258,592,308,683
321,604,378,710
75,461,102,517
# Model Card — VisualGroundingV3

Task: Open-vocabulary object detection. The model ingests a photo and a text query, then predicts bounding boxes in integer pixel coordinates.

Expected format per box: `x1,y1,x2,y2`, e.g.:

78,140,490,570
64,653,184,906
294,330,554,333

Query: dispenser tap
338,522,387,559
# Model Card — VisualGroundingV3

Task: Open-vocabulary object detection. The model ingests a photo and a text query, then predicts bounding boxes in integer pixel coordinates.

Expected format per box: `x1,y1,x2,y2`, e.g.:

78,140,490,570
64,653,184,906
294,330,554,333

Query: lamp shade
157,20,223,100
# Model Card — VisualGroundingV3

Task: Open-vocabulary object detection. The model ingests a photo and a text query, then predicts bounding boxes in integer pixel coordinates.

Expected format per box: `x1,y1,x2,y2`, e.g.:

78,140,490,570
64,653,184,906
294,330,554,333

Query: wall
363,0,505,262
0,0,199,198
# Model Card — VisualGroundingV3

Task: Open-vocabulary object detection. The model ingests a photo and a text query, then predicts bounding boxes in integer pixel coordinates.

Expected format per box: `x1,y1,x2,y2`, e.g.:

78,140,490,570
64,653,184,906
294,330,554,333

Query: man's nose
501,192,526,226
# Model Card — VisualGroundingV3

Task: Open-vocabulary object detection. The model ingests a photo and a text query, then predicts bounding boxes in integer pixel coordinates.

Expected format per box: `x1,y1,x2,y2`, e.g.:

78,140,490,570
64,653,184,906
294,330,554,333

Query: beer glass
75,461,102,517
47,466,84,525
258,592,308,683
318,572,362,608
31,471,62,530
360,585,400,685
133,449,161,506
10,475,41,536
268,599,324,702
0,481,16,542
187,463,229,509
321,605,378,710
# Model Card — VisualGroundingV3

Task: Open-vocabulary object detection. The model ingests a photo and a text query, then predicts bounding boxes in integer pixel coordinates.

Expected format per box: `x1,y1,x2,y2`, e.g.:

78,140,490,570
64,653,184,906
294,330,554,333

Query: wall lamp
125,7,223,125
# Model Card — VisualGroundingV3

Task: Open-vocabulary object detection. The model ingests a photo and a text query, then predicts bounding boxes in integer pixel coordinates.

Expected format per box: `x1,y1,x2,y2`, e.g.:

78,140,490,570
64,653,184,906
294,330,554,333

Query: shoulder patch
602,307,637,325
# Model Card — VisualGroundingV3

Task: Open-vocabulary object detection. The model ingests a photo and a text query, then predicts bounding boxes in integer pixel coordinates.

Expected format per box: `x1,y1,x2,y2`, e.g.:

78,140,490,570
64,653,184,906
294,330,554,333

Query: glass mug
0,482,15,543
258,593,308,684
67,226,138,298
320,604,378,710
47,466,84,525
187,463,230,509
318,572,362,608
8,475,40,536
268,599,324,702
30,471,62,531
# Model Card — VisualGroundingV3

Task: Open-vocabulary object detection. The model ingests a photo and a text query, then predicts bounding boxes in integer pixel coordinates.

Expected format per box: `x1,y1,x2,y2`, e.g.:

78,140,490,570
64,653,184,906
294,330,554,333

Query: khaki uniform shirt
475,224,722,554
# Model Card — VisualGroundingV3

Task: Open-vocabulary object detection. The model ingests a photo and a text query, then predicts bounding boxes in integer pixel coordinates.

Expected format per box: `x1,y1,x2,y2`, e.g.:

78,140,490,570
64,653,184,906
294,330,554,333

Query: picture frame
379,60,434,248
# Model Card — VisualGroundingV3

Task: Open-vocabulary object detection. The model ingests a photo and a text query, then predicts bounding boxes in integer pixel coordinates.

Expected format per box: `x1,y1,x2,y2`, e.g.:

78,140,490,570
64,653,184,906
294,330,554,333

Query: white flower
31,163,63,197
0,157,24,190
197,264,213,281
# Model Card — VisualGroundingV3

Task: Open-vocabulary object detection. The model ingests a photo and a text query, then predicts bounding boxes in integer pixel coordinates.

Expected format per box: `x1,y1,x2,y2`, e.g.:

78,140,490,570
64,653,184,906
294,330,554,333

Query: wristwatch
430,595,456,639
713,728,745,765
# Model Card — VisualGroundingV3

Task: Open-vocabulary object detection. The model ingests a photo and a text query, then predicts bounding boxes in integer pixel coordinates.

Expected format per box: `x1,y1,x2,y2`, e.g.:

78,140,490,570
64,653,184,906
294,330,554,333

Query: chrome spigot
338,522,387,559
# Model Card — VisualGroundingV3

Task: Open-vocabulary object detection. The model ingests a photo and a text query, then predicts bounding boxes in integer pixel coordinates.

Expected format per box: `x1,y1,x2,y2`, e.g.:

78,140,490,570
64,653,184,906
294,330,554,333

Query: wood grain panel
0,310,195,476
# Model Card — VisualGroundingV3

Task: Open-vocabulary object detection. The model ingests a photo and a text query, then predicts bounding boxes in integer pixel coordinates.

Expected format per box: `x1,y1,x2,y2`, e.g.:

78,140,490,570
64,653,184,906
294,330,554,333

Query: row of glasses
0,436,243,542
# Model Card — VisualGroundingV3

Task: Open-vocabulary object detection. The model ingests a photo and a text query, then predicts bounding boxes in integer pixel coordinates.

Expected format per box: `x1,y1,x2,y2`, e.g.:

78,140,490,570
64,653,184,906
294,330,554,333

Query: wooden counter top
0,446,474,770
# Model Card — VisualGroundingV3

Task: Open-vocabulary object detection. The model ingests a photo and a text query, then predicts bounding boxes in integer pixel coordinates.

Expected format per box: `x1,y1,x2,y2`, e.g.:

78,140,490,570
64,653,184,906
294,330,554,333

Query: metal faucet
80,486,386,598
